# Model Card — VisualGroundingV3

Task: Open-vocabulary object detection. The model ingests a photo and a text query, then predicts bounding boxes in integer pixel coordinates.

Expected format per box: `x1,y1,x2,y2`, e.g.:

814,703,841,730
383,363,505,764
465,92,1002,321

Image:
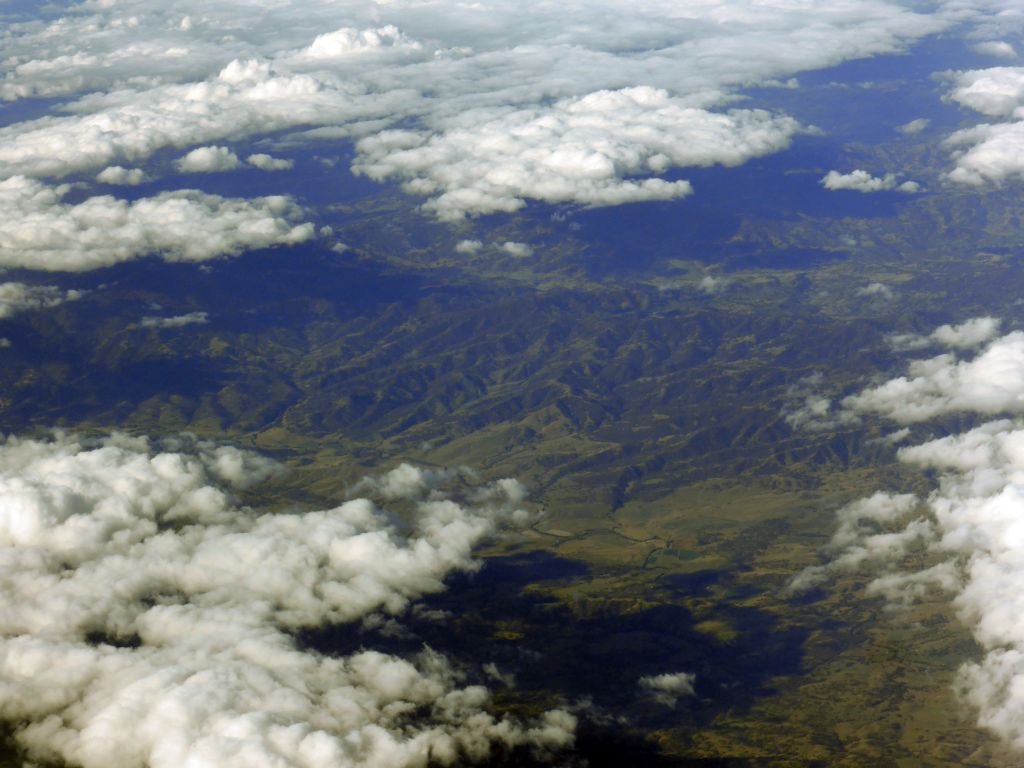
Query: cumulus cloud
944,67,1024,185
455,239,483,255
698,275,726,294
794,414,1024,748
820,169,920,193
790,317,1024,749
787,319,1004,430
843,326,1024,424
0,176,313,271
356,463,464,500
294,25,423,61
175,145,242,173
972,41,1018,59
246,153,294,171
931,316,1003,348
782,372,860,432
898,118,930,135
639,672,697,706
0,4,289,103
139,311,209,329
887,316,1001,352
947,66,1024,117
0,37,198,103
96,166,147,185
0,433,575,767
355,88,802,219
946,119,1024,185
857,282,895,300
500,241,534,258
0,281,84,318
0,59,386,180
784,393,839,431
483,662,517,688
0,0,992,221
0,0,958,122
787,491,926,594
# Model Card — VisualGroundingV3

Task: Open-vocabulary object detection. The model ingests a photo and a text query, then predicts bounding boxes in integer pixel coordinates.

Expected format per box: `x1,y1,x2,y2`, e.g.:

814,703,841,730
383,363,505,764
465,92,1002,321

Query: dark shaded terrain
0,246,907,481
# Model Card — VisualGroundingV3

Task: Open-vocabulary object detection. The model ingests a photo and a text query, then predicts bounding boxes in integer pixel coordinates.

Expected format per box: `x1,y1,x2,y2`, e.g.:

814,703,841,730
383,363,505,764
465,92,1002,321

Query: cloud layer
0,0,984,226
0,432,574,767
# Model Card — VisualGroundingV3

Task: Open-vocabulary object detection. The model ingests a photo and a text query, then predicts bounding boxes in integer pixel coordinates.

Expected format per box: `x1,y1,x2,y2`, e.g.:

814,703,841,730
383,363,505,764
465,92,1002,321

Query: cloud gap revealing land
3,1,1024,766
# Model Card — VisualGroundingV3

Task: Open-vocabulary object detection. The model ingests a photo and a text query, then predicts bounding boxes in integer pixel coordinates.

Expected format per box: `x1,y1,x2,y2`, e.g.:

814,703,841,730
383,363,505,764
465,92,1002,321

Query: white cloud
0,11,422,105
944,67,1024,186
96,166,147,185
862,561,961,607
0,281,83,318
454,239,483,255
948,66,1024,117
246,153,293,171
931,316,1002,349
139,311,209,329
972,41,1018,59
782,372,861,432
885,332,934,352
790,314,1024,749
0,5,284,103
857,282,895,300
483,662,517,688
820,169,919,193
0,0,968,221
0,433,576,767
295,25,423,61
787,491,931,596
946,119,1024,185
0,59,385,180
828,491,923,552
883,427,911,444
175,145,242,173
784,394,839,431
698,275,726,294
0,176,314,272
795,415,1024,749
843,326,1024,424
0,0,955,117
639,672,696,706
788,318,1005,429
356,463,466,501
887,316,1002,352
500,241,534,259
355,88,802,220
898,118,930,135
